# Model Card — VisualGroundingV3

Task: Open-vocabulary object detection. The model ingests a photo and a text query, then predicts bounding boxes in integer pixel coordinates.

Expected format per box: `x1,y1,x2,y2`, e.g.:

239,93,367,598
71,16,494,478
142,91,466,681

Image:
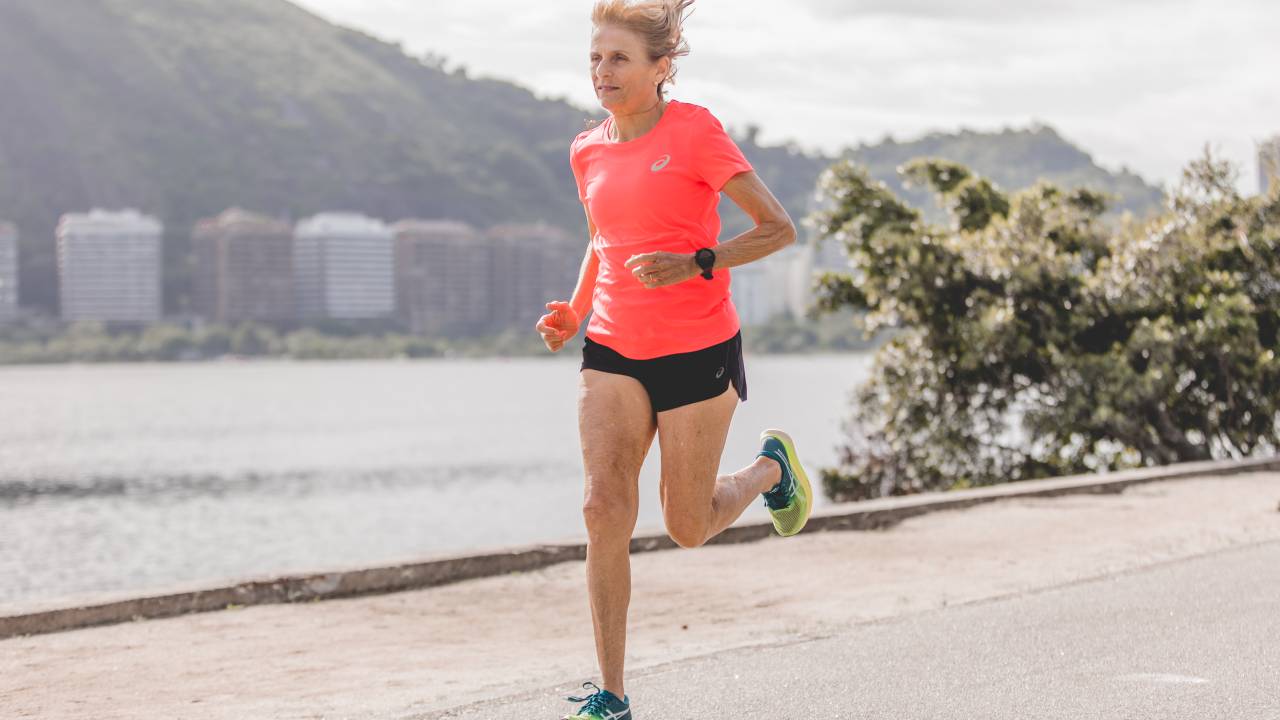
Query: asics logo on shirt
650,154,671,172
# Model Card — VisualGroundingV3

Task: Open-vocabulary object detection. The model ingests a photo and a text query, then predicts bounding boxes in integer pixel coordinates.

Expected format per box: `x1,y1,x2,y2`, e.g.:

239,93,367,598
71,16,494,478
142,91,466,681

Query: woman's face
589,24,669,114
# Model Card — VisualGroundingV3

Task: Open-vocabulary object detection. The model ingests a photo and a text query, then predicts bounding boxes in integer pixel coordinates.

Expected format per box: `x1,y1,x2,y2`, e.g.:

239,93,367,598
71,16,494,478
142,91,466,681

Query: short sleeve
693,108,754,192
569,135,588,204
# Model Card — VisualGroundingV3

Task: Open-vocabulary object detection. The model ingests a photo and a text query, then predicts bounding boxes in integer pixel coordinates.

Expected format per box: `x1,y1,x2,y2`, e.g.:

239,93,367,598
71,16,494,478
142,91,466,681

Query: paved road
426,541,1280,720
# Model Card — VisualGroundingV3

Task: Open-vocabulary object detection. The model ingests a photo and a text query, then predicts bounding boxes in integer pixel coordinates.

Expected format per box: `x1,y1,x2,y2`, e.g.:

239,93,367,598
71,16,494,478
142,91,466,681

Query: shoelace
566,681,613,717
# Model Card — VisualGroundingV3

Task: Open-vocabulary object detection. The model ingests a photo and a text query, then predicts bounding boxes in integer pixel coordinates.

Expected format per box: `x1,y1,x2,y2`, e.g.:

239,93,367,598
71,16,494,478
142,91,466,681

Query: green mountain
715,123,1165,245
843,124,1165,220
0,0,1164,316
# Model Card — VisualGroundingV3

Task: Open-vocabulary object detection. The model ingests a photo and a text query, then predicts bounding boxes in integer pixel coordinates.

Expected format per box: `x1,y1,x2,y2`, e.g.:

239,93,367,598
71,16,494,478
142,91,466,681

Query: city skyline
294,0,1279,195
27,206,809,334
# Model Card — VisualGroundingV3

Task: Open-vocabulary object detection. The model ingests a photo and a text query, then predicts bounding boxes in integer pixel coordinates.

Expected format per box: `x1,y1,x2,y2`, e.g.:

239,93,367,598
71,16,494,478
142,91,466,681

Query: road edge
3,454,1277,640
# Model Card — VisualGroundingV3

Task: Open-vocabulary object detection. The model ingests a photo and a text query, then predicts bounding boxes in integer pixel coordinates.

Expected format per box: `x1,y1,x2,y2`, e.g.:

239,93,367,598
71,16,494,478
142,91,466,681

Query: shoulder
671,98,710,116
670,99,726,132
571,122,606,156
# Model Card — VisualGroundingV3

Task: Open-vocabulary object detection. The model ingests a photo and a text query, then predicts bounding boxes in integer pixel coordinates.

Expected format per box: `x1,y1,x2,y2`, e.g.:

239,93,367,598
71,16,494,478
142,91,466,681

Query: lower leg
585,534,632,699
702,454,782,542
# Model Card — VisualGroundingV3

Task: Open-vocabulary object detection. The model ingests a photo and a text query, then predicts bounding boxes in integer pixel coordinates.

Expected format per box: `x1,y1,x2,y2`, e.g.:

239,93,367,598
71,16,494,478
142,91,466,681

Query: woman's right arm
567,205,599,328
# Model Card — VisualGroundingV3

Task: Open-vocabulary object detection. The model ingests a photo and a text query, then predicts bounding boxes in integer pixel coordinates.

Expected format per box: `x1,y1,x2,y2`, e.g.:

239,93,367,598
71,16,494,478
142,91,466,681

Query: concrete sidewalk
2,472,1278,719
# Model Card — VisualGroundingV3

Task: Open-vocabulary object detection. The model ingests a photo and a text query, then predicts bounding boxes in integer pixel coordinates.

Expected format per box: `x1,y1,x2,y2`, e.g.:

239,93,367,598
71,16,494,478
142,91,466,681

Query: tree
813,151,1280,501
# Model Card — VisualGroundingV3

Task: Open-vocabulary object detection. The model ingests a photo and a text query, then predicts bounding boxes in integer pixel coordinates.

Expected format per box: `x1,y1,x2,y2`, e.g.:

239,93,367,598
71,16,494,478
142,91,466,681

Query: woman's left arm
624,170,797,288
710,170,797,270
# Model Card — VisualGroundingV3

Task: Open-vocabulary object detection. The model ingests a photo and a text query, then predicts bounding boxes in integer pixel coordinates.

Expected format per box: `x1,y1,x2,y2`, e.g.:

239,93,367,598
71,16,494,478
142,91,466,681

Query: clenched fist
535,300,579,352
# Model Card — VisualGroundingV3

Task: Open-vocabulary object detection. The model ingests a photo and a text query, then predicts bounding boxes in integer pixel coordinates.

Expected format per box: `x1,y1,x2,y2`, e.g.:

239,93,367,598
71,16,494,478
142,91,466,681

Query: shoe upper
563,681,631,719
759,437,795,510
758,432,811,537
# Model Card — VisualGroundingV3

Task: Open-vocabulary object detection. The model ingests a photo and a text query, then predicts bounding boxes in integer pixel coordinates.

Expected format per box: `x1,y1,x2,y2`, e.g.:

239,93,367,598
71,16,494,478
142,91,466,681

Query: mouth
598,85,619,93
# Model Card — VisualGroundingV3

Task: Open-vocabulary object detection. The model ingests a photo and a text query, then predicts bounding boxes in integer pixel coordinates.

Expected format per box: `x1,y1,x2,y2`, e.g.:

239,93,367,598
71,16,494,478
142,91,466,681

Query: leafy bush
813,151,1280,501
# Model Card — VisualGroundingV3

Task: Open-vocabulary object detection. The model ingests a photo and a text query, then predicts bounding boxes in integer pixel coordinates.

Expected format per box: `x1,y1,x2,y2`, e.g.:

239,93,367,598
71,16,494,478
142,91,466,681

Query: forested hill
718,124,1166,241
0,0,1164,314
844,125,1165,220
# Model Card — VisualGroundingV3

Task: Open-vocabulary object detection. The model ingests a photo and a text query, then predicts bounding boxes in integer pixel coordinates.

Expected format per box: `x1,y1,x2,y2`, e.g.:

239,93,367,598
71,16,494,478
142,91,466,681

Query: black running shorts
579,330,748,413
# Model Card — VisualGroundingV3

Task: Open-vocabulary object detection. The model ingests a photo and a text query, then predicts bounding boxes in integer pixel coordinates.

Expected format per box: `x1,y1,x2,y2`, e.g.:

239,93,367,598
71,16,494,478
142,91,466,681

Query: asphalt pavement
425,541,1280,720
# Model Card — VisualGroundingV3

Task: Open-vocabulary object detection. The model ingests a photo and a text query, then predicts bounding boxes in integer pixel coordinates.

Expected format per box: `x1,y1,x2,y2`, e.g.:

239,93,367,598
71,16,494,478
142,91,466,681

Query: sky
292,0,1279,194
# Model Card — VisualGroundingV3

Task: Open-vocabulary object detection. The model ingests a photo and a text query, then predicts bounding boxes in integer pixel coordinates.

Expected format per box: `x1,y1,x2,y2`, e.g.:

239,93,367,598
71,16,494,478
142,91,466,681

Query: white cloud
293,0,1280,194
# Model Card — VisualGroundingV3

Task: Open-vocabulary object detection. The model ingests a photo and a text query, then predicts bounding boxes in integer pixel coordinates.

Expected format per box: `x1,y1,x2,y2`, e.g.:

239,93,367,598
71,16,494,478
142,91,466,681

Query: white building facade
730,243,805,326
0,222,17,323
1260,136,1280,196
728,228,847,327
56,209,163,324
294,213,395,321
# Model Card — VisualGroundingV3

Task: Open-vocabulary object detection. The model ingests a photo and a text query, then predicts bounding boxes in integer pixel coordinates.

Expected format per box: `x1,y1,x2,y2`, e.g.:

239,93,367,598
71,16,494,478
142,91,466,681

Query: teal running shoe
757,428,812,536
561,681,632,719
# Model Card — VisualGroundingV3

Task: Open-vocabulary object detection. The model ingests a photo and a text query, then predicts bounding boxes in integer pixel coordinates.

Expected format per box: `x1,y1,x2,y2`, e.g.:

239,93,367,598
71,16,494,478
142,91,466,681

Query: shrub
814,151,1279,500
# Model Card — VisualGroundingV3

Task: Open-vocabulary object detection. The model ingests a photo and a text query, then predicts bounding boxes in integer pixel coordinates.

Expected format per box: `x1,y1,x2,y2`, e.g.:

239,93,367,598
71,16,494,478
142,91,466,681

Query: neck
609,98,666,142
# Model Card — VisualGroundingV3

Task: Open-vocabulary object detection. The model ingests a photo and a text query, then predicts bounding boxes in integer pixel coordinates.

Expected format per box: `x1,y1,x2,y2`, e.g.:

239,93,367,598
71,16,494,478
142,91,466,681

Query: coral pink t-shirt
569,99,754,360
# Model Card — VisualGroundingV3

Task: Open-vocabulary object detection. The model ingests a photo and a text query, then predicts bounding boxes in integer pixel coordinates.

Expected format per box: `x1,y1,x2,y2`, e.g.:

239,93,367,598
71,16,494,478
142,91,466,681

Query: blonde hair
591,0,695,100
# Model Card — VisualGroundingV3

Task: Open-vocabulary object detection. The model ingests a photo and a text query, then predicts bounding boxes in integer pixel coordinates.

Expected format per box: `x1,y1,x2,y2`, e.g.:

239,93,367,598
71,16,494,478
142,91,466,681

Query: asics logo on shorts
650,154,671,172
715,366,725,378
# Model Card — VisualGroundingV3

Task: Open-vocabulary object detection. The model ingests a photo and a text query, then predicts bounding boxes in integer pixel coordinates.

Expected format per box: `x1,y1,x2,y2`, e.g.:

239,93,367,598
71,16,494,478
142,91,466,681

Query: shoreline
4,454,1276,640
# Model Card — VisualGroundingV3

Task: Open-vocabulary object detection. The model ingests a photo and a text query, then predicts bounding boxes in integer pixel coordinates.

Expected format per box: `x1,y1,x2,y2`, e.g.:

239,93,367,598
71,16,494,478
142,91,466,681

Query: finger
624,254,654,269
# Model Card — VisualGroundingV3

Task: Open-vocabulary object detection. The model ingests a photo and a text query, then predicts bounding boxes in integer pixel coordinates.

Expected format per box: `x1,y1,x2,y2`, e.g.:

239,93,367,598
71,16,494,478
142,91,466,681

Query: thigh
578,369,658,515
654,382,738,517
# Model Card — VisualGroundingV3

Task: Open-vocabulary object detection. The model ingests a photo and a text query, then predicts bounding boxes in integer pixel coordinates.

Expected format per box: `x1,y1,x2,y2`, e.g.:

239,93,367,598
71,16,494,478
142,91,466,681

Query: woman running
535,1,812,717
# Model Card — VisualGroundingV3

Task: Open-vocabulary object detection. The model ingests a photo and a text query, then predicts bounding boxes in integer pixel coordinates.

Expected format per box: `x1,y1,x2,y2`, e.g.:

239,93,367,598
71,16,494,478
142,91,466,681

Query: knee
664,518,708,549
582,493,635,543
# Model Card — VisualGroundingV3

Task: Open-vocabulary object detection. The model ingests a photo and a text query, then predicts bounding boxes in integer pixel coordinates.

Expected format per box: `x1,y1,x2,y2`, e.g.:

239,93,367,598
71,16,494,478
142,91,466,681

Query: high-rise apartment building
1260,136,1280,196
732,242,807,326
392,220,493,337
488,223,580,332
0,222,17,323
294,213,394,321
56,209,162,324
192,208,295,326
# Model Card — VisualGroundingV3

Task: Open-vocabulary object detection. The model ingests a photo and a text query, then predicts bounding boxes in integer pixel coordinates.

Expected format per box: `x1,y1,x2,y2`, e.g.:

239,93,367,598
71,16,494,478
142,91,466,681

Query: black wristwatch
694,247,716,280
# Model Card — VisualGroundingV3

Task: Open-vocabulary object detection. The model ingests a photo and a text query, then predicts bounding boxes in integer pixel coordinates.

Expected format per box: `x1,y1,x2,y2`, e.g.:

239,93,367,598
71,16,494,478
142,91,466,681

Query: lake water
0,353,871,611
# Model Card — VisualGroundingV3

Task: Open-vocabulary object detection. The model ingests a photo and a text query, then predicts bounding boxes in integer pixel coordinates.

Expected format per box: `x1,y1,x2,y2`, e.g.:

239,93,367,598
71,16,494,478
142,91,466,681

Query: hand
535,300,579,352
624,252,699,289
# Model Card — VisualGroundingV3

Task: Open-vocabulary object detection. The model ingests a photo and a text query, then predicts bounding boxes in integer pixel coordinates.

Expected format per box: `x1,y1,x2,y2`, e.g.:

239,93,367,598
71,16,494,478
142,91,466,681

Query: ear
657,55,672,84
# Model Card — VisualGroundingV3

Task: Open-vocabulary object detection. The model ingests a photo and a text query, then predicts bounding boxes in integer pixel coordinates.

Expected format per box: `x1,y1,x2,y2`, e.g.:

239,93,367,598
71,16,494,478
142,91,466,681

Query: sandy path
2,473,1277,720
